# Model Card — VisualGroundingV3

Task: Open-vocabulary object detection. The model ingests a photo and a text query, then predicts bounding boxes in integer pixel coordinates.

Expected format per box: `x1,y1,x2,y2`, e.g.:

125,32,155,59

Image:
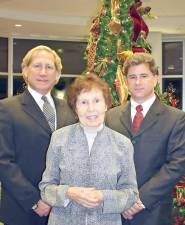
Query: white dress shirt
130,95,156,122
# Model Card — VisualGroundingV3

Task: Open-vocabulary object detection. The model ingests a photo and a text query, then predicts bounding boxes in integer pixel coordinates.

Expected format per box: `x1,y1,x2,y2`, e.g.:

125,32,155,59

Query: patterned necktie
42,96,55,132
132,105,144,132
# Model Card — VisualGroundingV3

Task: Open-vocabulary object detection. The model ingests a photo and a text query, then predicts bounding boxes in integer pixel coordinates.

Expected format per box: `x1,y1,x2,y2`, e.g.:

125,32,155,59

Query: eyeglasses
127,73,153,80
29,63,56,72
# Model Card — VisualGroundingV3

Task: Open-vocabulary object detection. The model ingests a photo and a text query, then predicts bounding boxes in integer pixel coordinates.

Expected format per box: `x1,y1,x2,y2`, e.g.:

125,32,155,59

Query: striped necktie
41,96,55,132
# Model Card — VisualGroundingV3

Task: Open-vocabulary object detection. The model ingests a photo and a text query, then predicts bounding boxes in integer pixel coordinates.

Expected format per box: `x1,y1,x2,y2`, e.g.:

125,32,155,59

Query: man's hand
33,199,51,217
122,199,145,220
67,187,103,208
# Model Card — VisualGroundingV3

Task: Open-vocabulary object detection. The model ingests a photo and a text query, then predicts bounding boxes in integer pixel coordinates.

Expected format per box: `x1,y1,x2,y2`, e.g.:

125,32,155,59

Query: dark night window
162,42,183,75
13,39,87,74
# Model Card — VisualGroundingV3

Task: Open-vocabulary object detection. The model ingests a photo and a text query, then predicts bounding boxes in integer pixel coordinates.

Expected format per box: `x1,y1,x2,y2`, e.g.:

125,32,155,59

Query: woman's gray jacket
39,123,138,225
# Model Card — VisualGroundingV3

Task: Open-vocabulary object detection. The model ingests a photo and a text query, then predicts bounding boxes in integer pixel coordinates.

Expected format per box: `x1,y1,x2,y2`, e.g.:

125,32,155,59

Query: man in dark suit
106,53,185,225
0,45,76,225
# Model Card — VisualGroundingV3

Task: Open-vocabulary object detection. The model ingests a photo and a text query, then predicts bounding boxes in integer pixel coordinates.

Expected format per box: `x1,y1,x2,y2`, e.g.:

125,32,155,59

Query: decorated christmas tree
85,0,152,106
85,0,185,224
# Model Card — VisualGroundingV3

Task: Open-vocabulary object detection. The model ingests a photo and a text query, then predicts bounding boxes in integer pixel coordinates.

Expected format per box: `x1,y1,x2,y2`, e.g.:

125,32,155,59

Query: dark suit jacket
0,89,77,225
106,98,185,225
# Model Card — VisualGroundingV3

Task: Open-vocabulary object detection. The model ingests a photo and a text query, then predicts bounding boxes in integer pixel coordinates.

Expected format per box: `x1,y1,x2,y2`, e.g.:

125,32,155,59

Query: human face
75,88,107,128
23,50,59,95
126,63,158,104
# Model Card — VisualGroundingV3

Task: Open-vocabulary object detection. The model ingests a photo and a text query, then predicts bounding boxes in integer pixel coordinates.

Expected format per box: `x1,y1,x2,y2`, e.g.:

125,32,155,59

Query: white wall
148,32,162,88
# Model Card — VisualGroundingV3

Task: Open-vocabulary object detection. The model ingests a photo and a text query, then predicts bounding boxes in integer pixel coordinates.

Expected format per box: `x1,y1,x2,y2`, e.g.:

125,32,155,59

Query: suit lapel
21,89,52,134
120,102,133,137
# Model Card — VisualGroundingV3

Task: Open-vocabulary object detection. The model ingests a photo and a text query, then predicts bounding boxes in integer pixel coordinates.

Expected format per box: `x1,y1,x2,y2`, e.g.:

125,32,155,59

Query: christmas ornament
116,38,123,54
90,17,101,38
137,6,151,16
111,0,120,16
117,50,133,62
115,65,128,105
87,42,97,71
108,0,122,36
108,17,122,35
129,1,150,42
132,46,146,53
94,61,108,77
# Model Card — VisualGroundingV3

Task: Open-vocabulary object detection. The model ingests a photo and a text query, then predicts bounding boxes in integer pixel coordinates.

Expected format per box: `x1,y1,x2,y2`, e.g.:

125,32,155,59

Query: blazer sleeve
139,113,185,209
102,137,139,214
0,101,40,212
39,133,69,207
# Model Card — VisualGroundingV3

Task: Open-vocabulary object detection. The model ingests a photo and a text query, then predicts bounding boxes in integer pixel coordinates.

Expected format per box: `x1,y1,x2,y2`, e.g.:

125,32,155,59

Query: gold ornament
108,17,122,36
108,0,121,36
117,50,133,62
115,65,128,105
98,57,113,64
94,62,107,77
111,0,120,17
116,38,123,54
95,57,113,76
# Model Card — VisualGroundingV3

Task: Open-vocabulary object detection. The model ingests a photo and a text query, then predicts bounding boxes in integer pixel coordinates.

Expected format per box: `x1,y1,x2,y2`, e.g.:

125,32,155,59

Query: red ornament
132,46,146,53
129,2,149,42
129,6,141,42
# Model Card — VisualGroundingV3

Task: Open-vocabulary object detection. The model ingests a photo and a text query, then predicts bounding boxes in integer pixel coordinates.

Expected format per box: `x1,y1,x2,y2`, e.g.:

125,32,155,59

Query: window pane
13,39,87,74
0,37,8,72
13,76,25,96
53,77,76,99
162,42,183,75
162,78,182,109
0,75,8,99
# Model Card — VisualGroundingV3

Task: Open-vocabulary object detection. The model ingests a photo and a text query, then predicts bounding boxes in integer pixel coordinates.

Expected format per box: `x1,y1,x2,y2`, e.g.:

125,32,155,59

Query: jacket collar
21,89,52,134
120,98,164,138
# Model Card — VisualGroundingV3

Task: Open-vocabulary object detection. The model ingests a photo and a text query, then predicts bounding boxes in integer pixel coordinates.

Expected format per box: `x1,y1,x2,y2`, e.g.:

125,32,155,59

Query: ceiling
0,0,185,40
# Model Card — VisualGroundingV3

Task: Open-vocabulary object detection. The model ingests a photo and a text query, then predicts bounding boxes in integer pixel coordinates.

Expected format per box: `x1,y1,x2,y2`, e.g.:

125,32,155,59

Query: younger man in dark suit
0,45,76,225
106,53,185,225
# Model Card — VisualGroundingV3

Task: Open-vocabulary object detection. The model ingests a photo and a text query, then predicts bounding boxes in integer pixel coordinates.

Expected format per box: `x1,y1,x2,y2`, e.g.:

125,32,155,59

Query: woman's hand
122,199,145,220
67,187,103,208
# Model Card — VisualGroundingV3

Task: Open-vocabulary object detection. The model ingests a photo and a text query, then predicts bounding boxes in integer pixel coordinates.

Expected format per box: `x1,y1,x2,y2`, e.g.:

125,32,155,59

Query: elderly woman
39,73,138,225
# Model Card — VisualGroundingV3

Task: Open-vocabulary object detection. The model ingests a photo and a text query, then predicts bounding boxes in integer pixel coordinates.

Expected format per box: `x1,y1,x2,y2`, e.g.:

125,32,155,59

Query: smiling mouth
86,115,98,120
37,80,48,82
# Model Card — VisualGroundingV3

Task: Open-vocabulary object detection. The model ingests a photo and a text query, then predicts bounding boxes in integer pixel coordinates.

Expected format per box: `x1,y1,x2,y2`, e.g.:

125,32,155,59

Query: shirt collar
28,85,42,98
28,85,52,105
131,95,156,117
